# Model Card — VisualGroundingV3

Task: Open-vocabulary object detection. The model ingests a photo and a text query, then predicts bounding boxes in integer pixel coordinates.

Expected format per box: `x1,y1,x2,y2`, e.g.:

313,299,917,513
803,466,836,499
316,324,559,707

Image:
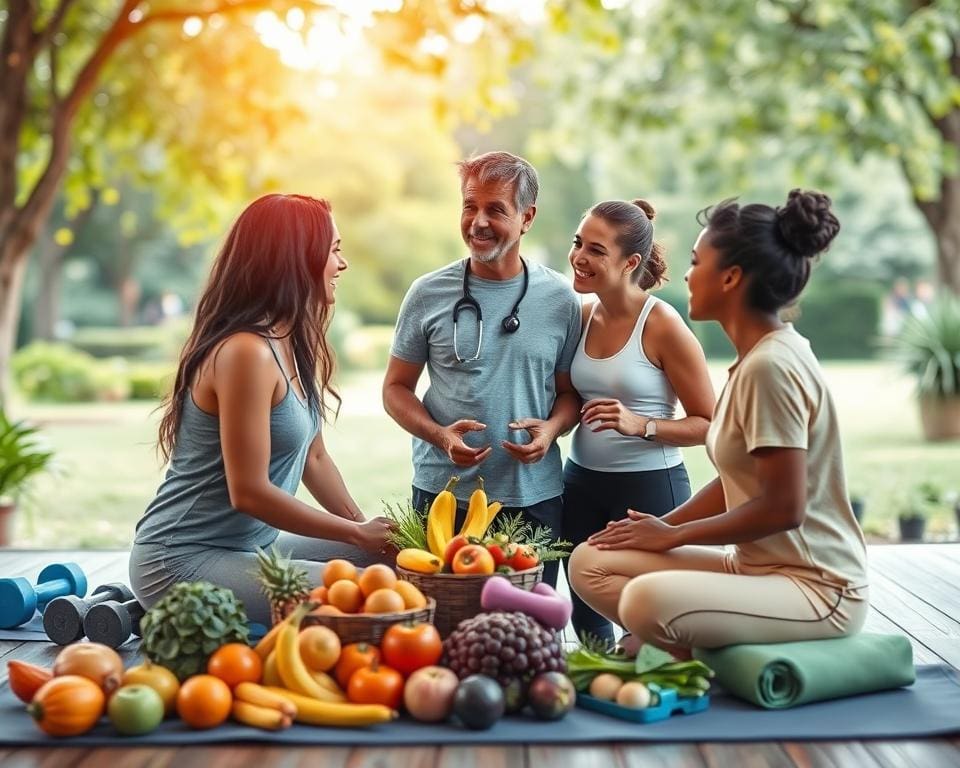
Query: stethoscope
452,257,529,363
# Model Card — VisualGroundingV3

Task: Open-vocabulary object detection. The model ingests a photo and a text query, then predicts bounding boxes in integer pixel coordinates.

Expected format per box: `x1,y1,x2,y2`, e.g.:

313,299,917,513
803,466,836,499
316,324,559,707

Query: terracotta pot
0,502,16,547
918,394,960,441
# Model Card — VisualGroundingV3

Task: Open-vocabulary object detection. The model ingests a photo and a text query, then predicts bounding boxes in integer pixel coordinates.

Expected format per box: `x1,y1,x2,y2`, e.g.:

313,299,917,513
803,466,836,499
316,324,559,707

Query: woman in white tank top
563,198,715,643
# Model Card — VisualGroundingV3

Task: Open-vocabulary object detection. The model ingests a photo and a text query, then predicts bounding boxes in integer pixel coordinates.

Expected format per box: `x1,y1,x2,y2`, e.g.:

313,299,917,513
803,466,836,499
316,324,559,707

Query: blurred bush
70,320,191,361
11,342,124,401
127,364,175,400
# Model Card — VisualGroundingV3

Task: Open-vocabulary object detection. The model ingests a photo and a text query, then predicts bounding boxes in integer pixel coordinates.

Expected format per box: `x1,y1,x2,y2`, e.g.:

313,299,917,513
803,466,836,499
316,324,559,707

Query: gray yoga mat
0,664,957,745
0,615,46,642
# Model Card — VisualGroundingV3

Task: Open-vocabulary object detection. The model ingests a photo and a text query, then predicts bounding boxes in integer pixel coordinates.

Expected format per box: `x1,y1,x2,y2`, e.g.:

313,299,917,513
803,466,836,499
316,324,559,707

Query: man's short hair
457,151,539,213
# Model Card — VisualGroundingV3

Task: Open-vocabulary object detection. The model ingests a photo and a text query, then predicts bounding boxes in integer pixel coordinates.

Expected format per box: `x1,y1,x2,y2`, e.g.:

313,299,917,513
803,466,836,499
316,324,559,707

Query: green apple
108,684,165,736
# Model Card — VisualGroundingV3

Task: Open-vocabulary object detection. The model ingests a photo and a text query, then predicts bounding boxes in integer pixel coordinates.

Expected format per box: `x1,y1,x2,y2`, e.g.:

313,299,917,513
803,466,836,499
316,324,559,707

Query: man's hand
439,419,492,467
501,418,556,464
587,510,682,551
580,398,647,436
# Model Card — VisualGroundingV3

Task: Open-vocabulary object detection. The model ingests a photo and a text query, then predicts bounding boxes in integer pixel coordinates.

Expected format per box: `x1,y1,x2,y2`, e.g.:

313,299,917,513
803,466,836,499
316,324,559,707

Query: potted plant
898,481,943,543
0,408,55,546
849,493,865,525
893,294,960,441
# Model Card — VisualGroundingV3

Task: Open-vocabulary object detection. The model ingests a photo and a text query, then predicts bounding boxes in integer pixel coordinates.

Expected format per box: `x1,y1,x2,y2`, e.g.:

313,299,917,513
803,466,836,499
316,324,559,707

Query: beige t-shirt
705,325,868,602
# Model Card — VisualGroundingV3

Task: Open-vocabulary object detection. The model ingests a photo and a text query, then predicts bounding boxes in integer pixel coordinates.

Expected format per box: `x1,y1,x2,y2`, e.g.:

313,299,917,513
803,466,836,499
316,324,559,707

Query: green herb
382,498,428,551
488,510,573,563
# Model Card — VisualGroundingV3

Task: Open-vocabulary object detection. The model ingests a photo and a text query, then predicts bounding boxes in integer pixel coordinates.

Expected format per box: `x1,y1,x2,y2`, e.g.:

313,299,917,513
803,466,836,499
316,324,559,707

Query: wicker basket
302,598,437,645
396,566,543,637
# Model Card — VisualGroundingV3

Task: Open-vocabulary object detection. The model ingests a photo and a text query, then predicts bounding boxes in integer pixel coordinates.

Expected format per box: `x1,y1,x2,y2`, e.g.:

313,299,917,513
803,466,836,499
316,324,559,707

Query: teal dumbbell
0,563,87,629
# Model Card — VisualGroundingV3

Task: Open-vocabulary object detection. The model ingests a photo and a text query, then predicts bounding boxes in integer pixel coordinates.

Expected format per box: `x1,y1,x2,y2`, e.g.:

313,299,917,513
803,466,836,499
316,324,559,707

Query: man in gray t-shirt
383,151,581,587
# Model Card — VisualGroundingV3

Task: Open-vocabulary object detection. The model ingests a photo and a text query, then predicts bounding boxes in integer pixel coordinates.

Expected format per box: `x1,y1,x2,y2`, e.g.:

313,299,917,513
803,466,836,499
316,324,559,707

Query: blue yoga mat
0,665,957,745
0,618,267,644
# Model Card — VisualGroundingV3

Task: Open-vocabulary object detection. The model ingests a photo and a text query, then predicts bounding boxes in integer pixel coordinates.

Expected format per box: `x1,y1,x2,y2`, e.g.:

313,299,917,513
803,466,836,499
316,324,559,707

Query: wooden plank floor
1,545,959,767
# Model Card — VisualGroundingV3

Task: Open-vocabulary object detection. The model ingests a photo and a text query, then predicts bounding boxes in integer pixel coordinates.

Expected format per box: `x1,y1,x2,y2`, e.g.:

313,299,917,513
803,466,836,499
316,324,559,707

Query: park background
1,0,959,549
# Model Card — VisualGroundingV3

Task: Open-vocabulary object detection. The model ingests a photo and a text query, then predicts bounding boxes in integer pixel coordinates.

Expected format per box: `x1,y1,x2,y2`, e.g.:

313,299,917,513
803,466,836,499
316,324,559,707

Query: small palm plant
0,408,55,544
893,294,960,440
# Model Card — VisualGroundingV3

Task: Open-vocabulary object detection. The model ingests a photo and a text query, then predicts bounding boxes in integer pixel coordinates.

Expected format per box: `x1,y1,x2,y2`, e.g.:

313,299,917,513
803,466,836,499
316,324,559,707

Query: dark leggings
562,460,691,643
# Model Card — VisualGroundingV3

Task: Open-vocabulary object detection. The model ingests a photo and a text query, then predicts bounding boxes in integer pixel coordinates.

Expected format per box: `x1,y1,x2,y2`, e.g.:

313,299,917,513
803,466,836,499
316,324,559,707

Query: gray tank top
134,337,321,550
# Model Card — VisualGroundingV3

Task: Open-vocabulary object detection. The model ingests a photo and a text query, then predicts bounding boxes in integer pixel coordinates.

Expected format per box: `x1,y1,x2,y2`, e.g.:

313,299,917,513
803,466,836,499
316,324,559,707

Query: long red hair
158,194,341,462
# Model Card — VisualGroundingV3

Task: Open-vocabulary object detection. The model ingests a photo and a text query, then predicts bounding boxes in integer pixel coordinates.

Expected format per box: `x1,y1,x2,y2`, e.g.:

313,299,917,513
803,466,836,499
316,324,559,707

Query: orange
394,581,427,610
323,560,358,588
358,564,398,598
299,626,341,672
363,588,406,614
311,605,343,616
309,585,328,604
176,675,232,729
206,643,263,688
327,579,364,614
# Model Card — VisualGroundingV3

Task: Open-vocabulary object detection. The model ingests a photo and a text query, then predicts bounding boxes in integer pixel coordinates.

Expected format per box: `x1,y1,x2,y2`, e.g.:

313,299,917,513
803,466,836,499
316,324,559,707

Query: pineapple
255,545,311,625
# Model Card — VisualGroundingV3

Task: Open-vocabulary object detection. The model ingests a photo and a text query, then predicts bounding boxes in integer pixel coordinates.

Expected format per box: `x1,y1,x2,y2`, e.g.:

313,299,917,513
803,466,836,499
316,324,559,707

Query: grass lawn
7,360,960,548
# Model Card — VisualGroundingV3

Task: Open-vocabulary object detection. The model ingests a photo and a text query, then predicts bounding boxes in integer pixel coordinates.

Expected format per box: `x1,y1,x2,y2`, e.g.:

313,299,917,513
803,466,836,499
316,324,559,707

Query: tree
0,1,533,399
541,0,960,293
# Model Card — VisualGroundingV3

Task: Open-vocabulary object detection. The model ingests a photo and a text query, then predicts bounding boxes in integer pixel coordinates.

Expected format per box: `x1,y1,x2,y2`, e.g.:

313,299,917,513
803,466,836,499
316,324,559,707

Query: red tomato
508,544,539,571
334,642,381,689
381,622,443,677
347,663,404,709
452,544,496,575
484,539,517,567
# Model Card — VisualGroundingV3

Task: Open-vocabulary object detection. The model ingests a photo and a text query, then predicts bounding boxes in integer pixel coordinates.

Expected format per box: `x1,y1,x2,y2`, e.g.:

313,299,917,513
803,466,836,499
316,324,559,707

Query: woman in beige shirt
568,189,868,656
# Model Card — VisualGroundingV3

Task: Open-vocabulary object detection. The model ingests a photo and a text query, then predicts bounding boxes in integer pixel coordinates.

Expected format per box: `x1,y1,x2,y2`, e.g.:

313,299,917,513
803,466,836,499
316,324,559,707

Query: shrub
128,364,175,400
793,282,884,360
11,343,131,402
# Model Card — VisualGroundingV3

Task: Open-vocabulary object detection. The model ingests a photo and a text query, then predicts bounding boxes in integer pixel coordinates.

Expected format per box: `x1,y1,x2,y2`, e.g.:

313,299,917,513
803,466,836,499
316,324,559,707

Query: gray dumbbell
43,582,134,645
84,598,145,649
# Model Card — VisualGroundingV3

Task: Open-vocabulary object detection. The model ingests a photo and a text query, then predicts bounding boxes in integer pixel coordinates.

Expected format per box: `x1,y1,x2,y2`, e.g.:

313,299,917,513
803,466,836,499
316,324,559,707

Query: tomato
443,534,471,566
484,537,517,568
508,544,539,571
206,643,262,688
334,642,381,689
347,662,404,709
452,544,496,575
381,622,443,677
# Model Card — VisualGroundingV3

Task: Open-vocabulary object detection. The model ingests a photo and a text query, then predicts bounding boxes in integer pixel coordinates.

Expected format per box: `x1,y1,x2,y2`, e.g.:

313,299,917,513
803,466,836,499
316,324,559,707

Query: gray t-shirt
391,259,581,506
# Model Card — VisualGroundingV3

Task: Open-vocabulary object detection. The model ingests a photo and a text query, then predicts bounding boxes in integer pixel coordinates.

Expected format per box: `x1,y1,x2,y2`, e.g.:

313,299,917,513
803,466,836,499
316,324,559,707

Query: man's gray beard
469,236,519,264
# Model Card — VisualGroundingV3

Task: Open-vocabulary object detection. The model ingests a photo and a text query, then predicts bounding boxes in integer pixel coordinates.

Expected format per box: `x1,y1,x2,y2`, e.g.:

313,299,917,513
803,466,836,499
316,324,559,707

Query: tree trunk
917,171,960,297
0,243,29,405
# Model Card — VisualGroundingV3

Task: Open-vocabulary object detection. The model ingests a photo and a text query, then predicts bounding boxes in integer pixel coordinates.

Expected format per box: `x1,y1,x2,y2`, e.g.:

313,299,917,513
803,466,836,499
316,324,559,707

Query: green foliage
901,480,949,521
893,294,960,395
0,409,55,503
140,581,250,682
127,364,175,400
70,325,187,361
794,282,885,359
11,342,143,402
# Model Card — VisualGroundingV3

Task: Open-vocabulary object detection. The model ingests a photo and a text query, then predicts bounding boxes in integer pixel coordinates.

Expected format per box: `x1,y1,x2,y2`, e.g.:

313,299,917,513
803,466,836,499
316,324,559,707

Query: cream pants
568,543,868,649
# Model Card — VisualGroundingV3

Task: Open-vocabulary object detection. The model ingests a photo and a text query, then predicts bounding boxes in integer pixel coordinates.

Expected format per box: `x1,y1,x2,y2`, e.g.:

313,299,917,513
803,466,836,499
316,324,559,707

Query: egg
616,681,652,709
588,673,624,701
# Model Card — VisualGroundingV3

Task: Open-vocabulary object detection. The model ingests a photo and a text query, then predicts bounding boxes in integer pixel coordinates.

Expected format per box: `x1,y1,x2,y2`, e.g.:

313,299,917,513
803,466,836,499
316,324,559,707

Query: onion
53,643,123,695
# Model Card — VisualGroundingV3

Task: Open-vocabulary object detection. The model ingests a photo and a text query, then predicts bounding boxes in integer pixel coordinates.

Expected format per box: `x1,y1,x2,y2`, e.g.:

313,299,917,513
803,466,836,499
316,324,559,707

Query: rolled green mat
693,633,916,709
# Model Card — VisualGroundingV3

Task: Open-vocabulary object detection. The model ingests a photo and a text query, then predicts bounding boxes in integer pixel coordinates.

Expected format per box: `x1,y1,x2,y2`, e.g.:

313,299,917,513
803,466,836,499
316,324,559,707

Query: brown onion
53,643,123,696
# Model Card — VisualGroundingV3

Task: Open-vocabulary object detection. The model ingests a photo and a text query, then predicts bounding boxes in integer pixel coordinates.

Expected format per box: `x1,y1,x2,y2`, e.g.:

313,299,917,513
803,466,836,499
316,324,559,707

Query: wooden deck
1,545,960,767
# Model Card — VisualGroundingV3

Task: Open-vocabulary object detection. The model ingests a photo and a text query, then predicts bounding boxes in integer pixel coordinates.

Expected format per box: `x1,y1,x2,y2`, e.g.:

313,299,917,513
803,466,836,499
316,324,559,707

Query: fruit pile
305,560,428,617
388,476,570,576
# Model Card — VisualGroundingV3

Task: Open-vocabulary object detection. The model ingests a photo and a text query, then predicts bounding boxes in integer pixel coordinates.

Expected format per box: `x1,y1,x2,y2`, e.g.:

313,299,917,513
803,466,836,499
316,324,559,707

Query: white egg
616,681,652,709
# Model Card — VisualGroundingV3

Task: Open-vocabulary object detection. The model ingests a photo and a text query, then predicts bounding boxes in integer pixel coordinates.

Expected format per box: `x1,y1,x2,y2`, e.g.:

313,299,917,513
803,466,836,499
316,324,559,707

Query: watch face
645,420,656,438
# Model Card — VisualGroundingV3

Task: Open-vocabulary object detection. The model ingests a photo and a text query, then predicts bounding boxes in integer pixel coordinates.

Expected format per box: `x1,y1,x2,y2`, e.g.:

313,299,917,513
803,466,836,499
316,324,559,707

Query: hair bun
632,198,656,222
776,189,839,257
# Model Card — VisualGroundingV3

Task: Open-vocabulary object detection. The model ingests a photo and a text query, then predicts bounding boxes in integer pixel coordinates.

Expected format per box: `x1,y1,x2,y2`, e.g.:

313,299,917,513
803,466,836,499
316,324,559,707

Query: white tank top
570,295,683,472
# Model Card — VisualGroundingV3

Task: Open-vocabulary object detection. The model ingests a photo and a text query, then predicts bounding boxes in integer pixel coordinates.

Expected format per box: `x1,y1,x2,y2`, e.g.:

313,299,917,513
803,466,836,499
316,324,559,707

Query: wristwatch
641,418,657,441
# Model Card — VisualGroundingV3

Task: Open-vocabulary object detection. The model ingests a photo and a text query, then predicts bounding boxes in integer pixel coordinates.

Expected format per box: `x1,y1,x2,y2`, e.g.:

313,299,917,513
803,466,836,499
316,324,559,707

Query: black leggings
562,460,692,643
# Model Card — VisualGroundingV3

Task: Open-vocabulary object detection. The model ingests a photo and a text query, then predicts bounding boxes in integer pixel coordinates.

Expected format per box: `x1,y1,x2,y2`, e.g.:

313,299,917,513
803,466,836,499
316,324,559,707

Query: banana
460,477,488,539
254,615,290,660
275,604,346,702
262,650,284,687
232,699,293,730
397,548,443,574
309,669,345,696
484,501,503,530
426,476,458,556
264,686,396,727
234,682,298,718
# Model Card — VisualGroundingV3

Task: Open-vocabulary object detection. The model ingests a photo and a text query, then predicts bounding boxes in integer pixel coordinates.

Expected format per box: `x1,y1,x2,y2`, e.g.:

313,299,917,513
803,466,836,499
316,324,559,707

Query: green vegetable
488,510,573,563
140,581,250,681
565,638,715,697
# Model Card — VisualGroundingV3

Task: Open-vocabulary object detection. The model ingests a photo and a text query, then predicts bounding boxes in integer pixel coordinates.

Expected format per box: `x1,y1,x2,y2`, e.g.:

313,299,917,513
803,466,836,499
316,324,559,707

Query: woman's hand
353,516,397,554
587,510,682,551
581,398,647,436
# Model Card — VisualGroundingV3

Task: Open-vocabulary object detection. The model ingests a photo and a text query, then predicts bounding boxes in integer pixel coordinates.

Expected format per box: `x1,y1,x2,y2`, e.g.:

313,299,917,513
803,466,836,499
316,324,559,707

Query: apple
108,684,165,736
403,665,460,723
444,535,470,566
121,661,180,716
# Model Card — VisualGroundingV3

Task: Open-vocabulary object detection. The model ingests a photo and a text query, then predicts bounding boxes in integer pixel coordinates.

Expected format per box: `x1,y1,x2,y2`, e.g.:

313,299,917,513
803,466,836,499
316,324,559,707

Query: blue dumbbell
0,563,87,629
